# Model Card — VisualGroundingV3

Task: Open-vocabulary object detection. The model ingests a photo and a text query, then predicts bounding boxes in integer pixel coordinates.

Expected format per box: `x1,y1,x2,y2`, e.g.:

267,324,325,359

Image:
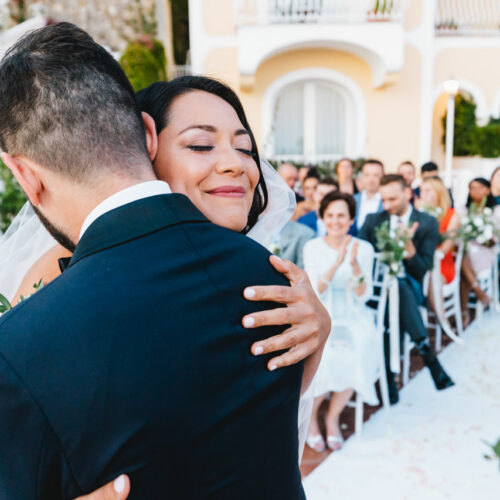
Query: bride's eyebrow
178,125,250,137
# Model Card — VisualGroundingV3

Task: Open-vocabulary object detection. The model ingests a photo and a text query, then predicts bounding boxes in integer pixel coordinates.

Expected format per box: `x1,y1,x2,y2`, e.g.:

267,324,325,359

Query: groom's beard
31,204,76,253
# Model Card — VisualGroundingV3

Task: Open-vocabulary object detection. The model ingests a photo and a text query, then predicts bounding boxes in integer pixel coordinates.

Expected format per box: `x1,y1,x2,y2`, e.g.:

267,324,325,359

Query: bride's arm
12,244,71,305
242,255,330,395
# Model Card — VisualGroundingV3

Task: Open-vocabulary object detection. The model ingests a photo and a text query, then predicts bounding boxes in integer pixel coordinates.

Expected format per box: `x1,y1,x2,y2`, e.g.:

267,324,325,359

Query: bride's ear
1,152,43,206
142,112,158,162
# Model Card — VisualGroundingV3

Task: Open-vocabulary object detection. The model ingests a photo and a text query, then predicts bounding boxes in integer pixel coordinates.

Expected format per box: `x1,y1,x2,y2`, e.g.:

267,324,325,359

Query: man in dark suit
0,24,305,499
359,174,454,404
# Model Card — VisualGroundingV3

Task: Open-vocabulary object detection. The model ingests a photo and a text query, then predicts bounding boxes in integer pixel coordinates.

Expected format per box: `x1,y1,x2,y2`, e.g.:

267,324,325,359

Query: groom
0,23,305,499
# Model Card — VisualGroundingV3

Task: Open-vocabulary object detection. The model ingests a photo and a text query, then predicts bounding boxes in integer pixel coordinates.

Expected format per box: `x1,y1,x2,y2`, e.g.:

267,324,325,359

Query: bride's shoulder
12,244,71,304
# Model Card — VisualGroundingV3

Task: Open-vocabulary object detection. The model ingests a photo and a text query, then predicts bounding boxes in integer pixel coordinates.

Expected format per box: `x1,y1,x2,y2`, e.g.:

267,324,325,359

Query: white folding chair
432,242,465,351
347,253,390,438
467,245,499,319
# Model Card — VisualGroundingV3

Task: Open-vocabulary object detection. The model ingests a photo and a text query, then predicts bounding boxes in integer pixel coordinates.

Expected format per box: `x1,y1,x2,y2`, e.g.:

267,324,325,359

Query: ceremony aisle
303,311,500,500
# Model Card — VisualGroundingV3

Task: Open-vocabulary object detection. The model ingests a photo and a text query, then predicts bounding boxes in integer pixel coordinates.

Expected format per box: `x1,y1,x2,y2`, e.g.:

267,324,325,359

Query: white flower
473,216,484,227
465,225,473,233
484,207,492,215
398,240,405,248
389,229,396,239
390,262,399,272
483,226,493,241
403,250,409,258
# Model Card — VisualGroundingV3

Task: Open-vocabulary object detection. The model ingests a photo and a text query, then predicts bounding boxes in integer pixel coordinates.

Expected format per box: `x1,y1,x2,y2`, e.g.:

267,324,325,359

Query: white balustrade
435,0,500,36
236,0,406,26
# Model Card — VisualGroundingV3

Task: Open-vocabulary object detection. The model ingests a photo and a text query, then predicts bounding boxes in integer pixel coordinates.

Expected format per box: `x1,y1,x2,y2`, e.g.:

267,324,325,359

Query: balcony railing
435,0,500,36
236,0,407,26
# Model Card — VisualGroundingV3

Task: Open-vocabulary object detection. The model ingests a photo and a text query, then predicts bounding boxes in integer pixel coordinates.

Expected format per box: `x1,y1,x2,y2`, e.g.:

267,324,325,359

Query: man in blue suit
0,24,305,499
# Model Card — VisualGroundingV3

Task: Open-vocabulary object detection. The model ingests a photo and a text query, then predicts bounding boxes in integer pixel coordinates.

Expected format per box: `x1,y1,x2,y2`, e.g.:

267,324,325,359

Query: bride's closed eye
187,145,213,152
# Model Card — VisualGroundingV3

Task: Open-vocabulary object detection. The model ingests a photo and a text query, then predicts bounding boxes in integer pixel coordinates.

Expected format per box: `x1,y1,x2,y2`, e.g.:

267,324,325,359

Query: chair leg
402,336,410,386
355,393,363,439
455,296,464,336
435,322,442,352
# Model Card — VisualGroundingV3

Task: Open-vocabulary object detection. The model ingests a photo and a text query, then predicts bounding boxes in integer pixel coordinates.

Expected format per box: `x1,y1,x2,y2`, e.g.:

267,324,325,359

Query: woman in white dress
304,191,379,452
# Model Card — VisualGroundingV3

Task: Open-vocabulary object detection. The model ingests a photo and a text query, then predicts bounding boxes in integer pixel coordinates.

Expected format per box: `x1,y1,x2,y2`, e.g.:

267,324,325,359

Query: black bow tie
58,257,72,273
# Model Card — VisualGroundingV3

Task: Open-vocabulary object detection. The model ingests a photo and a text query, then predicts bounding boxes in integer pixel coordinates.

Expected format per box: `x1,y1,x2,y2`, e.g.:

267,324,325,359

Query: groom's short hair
0,22,149,182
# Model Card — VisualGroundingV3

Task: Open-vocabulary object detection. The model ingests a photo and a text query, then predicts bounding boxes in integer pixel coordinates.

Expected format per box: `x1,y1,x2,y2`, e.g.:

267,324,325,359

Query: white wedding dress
0,160,313,460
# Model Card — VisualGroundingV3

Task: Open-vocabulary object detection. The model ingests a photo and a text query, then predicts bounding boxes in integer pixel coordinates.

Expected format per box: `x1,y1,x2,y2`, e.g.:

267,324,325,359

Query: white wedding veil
0,160,295,301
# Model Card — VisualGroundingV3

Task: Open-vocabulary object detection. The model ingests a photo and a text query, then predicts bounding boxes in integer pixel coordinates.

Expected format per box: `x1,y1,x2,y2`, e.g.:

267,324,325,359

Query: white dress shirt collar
390,204,413,229
80,180,172,238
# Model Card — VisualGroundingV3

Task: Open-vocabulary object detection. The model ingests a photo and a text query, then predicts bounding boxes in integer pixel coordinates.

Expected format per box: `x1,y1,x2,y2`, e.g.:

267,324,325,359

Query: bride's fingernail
253,345,264,355
243,317,255,328
114,475,126,493
269,364,278,371
244,288,255,298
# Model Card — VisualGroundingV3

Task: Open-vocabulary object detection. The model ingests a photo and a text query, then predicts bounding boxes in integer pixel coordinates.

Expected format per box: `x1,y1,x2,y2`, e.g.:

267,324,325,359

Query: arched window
272,80,347,163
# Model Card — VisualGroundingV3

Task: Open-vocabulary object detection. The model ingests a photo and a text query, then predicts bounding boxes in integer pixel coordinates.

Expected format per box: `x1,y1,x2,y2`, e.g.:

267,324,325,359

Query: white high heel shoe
306,434,326,453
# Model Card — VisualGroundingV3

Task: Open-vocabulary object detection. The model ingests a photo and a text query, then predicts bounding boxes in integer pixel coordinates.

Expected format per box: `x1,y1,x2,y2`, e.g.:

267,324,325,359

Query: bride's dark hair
136,76,268,232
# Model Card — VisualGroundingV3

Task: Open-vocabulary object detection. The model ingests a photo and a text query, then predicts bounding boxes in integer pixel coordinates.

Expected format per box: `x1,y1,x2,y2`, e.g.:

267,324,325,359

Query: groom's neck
52,170,158,247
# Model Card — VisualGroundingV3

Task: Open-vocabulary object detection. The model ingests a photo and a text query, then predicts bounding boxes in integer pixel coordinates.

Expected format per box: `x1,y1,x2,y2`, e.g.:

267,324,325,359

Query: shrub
442,93,500,158
0,158,26,233
119,39,166,93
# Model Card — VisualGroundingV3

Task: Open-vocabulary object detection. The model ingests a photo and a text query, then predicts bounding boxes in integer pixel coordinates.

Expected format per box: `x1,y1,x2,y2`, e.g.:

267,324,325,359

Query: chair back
371,253,389,334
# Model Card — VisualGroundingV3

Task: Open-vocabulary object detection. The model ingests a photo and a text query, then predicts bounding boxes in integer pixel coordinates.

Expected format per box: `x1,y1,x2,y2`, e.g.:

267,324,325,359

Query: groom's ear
142,112,158,161
1,152,43,206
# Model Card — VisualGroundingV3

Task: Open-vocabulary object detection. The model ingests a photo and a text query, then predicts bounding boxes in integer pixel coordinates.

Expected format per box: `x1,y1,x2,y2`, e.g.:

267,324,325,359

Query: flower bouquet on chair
375,220,412,277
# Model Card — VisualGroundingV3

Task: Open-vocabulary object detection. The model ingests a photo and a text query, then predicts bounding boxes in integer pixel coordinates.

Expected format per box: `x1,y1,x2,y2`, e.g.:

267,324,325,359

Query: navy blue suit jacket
0,194,304,500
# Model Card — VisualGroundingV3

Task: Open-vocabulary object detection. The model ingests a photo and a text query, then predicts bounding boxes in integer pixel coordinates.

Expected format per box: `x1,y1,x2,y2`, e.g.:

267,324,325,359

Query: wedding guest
359,174,454,404
353,159,384,231
490,166,500,205
336,158,359,195
298,165,312,189
417,177,460,316
294,175,319,220
414,162,454,206
418,176,460,284
304,192,379,452
297,177,338,235
275,220,316,269
460,178,499,321
398,160,417,189
278,162,304,203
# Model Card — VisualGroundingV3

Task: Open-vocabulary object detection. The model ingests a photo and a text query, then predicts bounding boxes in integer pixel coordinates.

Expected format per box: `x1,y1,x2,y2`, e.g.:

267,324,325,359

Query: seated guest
294,175,319,220
491,166,500,205
418,176,460,283
398,160,417,203
278,162,304,203
460,178,499,324
336,157,359,195
275,220,316,269
304,192,379,452
297,177,338,235
359,174,454,404
417,176,460,316
298,165,313,192
398,160,417,189
353,159,384,231
414,162,454,207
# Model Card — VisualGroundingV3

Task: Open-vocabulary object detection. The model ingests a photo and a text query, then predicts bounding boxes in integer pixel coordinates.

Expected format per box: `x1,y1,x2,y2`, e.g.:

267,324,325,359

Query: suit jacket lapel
69,194,208,269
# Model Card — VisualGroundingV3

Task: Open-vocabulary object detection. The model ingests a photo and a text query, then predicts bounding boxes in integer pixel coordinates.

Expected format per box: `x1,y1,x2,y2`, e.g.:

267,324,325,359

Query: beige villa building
184,0,500,190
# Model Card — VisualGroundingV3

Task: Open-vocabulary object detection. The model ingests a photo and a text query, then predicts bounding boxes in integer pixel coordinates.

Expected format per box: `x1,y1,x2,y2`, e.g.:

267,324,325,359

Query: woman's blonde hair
421,176,451,220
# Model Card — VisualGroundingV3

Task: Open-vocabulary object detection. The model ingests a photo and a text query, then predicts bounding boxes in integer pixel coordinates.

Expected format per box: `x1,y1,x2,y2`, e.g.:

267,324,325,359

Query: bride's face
152,90,260,232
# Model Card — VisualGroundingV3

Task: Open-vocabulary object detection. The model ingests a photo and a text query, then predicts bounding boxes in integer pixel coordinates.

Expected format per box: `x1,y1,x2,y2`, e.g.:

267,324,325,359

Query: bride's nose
214,144,245,176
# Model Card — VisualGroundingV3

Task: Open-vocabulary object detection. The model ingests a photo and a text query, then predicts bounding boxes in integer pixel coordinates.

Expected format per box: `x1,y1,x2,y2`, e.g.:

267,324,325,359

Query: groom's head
0,22,156,250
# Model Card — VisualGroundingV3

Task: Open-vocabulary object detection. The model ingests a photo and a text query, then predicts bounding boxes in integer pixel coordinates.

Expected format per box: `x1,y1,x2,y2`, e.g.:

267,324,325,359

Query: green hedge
442,93,500,158
119,39,166,93
0,158,27,233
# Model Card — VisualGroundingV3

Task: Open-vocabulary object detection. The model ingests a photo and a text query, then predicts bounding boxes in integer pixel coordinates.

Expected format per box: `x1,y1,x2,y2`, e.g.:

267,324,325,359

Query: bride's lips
207,185,246,198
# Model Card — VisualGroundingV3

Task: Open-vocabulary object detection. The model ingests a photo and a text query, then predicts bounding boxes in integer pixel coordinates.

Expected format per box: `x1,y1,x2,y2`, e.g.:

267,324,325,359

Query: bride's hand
242,256,330,371
74,475,130,500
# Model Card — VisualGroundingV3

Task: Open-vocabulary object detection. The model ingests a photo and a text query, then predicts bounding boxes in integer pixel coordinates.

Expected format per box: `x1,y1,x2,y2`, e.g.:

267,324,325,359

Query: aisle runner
304,312,500,500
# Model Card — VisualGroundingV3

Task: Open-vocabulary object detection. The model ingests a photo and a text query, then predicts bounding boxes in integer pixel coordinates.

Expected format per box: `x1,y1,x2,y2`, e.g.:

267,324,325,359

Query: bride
1,76,329,498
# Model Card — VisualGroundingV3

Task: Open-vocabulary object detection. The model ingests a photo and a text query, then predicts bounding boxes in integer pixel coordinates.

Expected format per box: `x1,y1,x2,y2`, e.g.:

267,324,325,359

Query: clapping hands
403,221,419,260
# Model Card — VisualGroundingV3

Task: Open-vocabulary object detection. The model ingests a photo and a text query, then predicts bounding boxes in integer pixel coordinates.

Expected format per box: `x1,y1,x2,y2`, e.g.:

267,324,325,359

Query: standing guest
353,159,384,232
398,161,417,189
336,158,359,195
304,192,379,452
460,178,499,323
297,177,338,235
275,220,316,269
359,174,454,404
294,175,319,220
278,162,304,203
490,166,500,205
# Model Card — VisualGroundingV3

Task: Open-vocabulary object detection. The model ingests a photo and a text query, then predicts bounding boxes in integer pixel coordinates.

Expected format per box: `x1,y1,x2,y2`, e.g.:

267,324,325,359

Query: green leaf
492,439,500,459
0,293,12,311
